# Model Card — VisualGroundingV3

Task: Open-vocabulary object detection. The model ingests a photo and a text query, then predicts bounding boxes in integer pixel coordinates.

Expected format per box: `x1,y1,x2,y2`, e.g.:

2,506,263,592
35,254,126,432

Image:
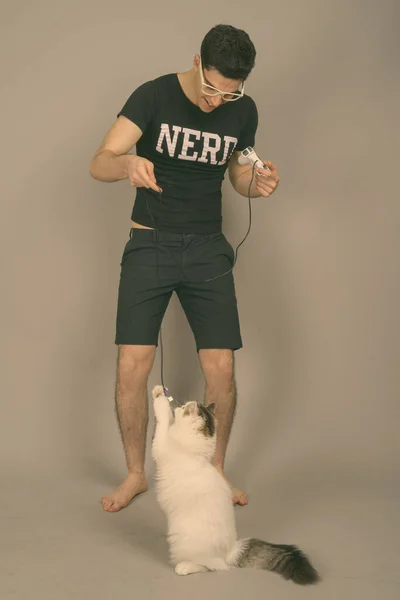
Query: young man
90,24,279,512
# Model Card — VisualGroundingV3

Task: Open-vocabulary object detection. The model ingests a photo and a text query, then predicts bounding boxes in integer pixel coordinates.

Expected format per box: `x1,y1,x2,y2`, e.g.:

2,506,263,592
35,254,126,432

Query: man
90,24,279,512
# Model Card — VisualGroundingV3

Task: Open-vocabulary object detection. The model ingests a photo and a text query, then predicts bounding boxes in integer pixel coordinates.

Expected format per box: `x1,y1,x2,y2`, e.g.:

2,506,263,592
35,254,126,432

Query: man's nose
209,95,223,107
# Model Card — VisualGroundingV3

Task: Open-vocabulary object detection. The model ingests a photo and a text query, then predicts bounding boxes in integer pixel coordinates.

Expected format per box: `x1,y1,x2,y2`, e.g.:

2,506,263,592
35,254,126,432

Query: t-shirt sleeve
236,97,258,151
117,80,157,133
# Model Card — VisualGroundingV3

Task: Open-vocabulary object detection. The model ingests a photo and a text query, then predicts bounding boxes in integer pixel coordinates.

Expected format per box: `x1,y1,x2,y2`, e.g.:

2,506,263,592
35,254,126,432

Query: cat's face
174,401,216,438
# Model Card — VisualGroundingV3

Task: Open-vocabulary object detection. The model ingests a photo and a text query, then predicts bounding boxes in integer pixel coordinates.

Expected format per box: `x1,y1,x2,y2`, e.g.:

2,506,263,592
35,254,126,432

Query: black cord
159,326,167,394
203,162,255,283
143,163,257,392
145,194,168,394
145,162,256,283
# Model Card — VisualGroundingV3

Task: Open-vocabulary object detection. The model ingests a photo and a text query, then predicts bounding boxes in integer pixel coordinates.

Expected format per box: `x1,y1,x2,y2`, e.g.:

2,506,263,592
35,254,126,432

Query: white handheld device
238,146,270,172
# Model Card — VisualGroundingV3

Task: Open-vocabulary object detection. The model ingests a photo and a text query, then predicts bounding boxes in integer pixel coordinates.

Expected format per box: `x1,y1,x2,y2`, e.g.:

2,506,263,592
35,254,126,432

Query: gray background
1,0,399,598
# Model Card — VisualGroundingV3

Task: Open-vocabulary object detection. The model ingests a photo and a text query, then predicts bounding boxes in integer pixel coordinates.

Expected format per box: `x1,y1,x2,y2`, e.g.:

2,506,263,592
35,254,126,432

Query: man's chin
199,97,215,112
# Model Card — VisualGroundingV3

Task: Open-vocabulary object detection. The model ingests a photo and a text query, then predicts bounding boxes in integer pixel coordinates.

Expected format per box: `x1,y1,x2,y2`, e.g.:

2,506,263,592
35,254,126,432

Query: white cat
151,385,320,583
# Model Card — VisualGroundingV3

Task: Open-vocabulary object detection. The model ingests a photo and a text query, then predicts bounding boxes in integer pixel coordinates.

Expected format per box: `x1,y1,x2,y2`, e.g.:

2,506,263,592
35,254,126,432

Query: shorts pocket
220,234,235,265
120,231,157,269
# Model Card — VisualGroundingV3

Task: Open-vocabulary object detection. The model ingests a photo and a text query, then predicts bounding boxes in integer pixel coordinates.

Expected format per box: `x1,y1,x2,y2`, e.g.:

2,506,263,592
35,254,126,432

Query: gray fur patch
197,404,216,438
237,539,320,586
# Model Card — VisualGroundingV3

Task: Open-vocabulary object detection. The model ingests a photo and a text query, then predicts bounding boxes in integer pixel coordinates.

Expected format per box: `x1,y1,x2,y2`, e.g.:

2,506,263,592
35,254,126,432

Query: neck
178,68,199,107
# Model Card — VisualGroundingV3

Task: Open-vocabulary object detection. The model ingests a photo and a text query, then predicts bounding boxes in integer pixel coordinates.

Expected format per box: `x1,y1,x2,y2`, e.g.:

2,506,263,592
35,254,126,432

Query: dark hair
200,24,256,81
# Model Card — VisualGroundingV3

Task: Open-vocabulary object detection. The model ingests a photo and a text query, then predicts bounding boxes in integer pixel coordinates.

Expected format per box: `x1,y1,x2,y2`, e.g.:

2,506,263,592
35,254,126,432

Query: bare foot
215,468,248,506
101,473,148,512
231,486,248,506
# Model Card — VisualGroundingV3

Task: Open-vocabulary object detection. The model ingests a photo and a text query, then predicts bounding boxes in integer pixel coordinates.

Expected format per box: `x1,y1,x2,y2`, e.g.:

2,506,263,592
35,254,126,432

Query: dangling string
144,163,257,395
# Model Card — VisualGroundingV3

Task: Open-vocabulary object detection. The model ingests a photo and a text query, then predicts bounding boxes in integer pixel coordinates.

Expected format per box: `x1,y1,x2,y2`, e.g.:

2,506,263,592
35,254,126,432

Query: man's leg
199,348,248,506
176,232,246,504
101,344,156,512
107,227,177,512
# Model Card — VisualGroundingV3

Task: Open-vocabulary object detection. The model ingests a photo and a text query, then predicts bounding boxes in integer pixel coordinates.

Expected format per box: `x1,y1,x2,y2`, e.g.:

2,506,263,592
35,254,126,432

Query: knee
200,350,234,390
118,345,155,383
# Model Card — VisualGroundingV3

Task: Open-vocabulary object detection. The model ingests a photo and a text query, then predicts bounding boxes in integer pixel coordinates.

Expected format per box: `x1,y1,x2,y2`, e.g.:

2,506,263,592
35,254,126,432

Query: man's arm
228,150,260,198
89,116,143,182
228,150,280,199
89,116,161,191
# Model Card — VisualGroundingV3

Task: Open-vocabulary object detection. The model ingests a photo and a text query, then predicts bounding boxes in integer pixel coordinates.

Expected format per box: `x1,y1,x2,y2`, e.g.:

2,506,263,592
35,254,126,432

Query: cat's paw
152,387,171,422
174,562,207,576
152,385,166,401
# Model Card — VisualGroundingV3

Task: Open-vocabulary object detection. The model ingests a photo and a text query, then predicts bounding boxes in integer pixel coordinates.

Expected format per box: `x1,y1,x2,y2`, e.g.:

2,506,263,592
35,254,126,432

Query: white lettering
217,136,238,165
198,133,221,165
155,124,238,166
156,124,182,156
178,128,201,161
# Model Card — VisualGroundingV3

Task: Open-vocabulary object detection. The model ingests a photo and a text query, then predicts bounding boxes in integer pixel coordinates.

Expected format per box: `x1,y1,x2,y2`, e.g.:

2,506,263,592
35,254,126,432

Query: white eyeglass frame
199,56,245,102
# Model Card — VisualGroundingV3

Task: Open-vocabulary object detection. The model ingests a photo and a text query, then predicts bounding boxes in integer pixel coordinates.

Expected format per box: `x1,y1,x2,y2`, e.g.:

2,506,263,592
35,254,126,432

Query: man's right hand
127,155,162,193
89,117,162,190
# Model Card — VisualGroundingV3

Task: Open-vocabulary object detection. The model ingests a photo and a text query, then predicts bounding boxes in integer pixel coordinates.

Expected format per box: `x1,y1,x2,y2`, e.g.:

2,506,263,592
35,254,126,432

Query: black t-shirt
118,73,258,233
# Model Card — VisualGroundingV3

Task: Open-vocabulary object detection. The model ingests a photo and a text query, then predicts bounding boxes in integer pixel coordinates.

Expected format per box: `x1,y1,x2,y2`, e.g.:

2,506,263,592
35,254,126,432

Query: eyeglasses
199,57,245,102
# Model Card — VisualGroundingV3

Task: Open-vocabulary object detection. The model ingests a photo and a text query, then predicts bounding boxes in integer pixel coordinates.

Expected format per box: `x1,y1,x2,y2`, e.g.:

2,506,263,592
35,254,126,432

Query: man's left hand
254,161,280,198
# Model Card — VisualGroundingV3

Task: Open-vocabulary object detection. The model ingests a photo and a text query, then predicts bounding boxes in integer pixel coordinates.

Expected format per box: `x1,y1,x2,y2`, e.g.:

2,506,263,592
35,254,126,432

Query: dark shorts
115,229,242,351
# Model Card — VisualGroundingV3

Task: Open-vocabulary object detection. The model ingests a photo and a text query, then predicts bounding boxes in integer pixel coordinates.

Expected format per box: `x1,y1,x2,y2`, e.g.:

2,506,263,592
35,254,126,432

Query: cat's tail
231,538,320,585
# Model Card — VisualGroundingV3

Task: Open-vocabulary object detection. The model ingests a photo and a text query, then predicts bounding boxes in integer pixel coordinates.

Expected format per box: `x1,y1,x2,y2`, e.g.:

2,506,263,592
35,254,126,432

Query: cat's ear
184,401,198,416
189,401,198,415
207,403,216,415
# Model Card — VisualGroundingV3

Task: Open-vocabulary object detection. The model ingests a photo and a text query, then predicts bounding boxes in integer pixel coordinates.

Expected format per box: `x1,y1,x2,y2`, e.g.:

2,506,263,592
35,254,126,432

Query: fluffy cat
151,385,320,583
